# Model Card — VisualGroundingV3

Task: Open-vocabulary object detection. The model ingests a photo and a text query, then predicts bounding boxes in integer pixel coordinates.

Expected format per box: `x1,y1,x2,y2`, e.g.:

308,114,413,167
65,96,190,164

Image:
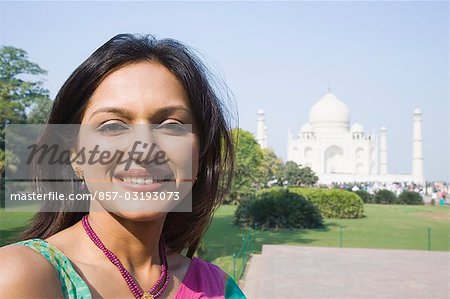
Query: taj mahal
256,89,425,185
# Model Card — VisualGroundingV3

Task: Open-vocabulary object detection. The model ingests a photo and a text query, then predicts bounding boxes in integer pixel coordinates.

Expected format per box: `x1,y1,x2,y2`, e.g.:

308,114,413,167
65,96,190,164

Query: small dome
308,91,350,132
257,108,264,114
301,122,313,132
414,108,422,115
351,122,364,133
380,126,387,132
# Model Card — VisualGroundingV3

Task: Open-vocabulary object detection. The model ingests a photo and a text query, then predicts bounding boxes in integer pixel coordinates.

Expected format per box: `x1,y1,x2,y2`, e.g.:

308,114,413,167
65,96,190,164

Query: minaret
412,108,424,181
379,127,388,175
371,129,379,175
256,108,267,148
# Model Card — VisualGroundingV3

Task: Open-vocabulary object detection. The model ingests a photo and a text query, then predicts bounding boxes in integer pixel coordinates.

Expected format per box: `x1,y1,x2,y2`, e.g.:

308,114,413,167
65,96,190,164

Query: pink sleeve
175,257,228,299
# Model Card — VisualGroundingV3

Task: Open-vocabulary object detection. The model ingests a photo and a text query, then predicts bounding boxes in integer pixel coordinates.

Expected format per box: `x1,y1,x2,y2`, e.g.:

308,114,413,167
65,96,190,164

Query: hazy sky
1,1,448,181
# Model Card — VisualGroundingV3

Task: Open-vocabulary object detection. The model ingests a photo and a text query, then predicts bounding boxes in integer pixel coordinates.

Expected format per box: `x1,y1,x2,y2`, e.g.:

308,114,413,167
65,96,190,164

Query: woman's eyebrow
88,105,191,121
152,105,192,118
89,107,134,120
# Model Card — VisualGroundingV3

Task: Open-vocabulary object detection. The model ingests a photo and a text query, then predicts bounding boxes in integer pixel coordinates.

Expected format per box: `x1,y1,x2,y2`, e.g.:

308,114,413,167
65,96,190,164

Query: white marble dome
308,92,350,131
351,122,364,133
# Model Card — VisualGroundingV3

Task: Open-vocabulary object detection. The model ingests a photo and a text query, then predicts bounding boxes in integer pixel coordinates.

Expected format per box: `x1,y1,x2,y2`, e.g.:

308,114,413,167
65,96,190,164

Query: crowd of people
329,181,448,204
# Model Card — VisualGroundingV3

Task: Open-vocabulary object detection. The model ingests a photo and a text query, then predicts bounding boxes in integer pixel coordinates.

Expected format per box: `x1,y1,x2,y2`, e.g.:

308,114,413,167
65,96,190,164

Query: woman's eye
97,123,129,135
155,122,188,135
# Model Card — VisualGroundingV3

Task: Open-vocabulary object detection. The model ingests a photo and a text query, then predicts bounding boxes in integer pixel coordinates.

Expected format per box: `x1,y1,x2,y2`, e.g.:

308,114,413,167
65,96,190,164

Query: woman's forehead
83,62,191,122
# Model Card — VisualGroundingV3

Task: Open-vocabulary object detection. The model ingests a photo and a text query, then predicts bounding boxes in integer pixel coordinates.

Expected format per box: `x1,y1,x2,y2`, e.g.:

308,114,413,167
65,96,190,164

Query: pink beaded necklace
81,215,170,299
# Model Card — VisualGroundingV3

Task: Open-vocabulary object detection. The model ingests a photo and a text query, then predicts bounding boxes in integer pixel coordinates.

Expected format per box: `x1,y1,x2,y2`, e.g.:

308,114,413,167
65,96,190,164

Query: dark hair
18,33,235,257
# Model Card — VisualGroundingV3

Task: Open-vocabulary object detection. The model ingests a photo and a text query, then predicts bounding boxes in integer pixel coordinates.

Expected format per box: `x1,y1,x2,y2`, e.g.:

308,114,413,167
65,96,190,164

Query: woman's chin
89,199,168,221
112,210,167,222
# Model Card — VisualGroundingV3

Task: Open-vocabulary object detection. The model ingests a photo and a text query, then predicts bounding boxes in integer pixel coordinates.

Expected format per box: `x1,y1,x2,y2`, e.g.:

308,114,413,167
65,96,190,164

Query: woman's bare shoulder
167,251,193,280
0,244,63,298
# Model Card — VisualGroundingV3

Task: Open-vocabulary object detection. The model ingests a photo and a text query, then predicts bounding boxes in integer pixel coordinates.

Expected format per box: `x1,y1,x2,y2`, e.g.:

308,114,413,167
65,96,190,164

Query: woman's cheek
77,129,126,191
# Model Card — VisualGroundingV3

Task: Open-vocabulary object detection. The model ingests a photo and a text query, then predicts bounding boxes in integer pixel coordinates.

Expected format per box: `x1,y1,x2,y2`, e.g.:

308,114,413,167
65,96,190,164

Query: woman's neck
81,209,167,276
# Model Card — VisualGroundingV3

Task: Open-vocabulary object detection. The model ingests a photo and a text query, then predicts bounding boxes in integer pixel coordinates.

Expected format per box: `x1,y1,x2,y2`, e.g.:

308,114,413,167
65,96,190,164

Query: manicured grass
202,204,450,276
1,204,449,277
0,210,35,246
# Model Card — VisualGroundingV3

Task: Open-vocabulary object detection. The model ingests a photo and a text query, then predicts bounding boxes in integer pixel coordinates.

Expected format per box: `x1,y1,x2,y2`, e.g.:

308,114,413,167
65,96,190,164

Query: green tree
228,128,264,204
0,46,52,125
284,161,302,186
297,165,319,186
260,148,284,186
0,46,52,207
284,160,318,186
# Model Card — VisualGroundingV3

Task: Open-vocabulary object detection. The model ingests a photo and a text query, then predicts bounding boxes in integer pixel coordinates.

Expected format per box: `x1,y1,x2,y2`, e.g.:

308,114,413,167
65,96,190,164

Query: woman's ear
70,148,84,179
70,149,88,191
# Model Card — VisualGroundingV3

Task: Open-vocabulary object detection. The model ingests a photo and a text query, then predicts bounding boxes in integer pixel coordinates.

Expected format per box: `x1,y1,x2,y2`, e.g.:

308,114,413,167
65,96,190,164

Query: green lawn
202,204,450,276
0,210,34,246
1,204,449,278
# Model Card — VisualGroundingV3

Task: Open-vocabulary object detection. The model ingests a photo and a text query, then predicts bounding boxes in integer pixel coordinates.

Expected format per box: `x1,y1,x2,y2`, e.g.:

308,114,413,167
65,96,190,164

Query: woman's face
75,62,199,220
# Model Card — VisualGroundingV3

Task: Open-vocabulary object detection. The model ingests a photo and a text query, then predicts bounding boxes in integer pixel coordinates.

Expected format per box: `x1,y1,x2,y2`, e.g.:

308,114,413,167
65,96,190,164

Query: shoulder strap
225,276,247,299
14,238,92,299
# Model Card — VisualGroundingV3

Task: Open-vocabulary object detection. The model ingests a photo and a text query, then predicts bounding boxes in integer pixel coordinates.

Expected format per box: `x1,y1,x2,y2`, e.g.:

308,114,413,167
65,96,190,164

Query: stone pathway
242,245,450,298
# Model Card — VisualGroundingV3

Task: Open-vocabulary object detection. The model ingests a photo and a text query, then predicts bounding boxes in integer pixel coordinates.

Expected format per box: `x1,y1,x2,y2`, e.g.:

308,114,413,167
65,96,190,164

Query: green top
15,238,92,299
14,238,247,299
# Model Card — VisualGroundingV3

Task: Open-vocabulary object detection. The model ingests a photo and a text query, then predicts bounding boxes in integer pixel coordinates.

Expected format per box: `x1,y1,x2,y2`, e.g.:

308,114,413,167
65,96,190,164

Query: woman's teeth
118,176,173,185
123,176,155,185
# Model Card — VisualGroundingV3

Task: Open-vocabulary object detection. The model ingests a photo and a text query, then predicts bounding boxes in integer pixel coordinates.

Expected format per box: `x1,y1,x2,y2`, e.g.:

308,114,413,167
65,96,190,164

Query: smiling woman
0,34,245,298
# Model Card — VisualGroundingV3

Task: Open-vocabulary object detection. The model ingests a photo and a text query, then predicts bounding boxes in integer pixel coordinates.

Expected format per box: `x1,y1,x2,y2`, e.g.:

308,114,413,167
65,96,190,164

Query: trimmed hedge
354,190,374,204
290,187,364,219
235,188,323,229
374,189,397,204
397,190,424,205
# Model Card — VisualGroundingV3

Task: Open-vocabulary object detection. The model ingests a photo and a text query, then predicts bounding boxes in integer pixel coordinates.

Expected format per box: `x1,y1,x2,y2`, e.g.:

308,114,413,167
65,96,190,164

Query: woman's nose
127,124,167,167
